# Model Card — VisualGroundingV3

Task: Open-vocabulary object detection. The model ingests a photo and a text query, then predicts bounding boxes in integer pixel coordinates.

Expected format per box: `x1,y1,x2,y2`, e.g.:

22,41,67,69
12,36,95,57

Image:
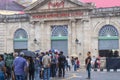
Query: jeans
67,65,71,71
51,64,56,77
0,72,5,80
29,72,34,80
35,67,40,80
74,64,77,71
15,75,25,80
86,65,91,78
43,68,50,80
59,64,65,77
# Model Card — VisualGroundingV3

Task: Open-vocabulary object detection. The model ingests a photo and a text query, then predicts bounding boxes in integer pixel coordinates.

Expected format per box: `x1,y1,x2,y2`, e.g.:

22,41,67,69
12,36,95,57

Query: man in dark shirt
85,51,91,79
58,51,66,78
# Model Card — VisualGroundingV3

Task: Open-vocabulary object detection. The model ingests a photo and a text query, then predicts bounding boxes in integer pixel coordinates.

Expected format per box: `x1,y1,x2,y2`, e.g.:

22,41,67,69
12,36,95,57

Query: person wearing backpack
50,53,57,78
58,51,66,78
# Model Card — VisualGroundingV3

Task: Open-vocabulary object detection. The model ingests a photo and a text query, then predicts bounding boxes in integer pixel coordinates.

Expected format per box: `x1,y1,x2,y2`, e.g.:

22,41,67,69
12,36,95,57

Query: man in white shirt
42,52,51,80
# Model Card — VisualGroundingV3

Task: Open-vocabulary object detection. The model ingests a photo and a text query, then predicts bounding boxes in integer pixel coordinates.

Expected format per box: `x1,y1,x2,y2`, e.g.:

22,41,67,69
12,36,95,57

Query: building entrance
98,25,119,57
51,25,68,56
14,28,28,53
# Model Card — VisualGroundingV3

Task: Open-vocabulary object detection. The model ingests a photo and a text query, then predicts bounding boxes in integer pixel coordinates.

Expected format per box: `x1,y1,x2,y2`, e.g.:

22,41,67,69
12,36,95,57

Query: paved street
56,69,120,80
9,69,120,80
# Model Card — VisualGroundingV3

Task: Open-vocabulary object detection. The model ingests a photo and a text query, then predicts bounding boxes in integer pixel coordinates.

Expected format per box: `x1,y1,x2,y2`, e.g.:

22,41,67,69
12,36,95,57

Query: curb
92,69,120,72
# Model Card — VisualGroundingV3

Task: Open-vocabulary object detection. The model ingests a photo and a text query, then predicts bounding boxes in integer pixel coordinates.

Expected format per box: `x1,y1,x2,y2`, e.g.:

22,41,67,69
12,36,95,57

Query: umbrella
71,54,78,57
35,50,40,53
21,50,36,57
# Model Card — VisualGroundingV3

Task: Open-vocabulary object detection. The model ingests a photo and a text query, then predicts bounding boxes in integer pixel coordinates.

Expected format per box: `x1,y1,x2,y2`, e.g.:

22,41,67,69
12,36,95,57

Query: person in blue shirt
13,52,27,80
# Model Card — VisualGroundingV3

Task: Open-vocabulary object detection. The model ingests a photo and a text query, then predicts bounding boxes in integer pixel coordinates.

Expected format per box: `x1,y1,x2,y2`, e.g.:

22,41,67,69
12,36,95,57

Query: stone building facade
0,0,120,63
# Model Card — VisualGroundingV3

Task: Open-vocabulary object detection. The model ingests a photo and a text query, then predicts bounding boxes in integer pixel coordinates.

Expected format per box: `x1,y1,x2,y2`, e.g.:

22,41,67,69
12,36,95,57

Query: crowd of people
0,50,80,80
0,49,120,80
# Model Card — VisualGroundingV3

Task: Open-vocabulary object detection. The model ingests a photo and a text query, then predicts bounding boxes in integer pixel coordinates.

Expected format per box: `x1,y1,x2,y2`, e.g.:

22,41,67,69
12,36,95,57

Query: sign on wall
32,11,83,19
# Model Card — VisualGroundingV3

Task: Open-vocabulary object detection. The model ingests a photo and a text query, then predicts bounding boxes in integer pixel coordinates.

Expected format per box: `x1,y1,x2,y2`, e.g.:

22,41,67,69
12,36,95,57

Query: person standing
74,58,77,71
50,52,57,78
66,56,71,71
71,57,75,71
0,55,6,80
29,57,35,80
76,57,80,70
91,56,96,69
12,52,19,80
85,51,92,79
13,52,27,80
58,51,66,78
42,52,51,80
34,57,40,80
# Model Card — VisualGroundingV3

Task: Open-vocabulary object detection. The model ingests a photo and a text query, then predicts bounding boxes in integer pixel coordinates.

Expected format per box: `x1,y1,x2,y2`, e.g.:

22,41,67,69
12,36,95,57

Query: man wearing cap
13,52,27,80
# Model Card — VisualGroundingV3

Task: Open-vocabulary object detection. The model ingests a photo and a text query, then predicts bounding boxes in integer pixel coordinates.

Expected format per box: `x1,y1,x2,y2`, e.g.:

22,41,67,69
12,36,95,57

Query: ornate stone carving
48,0,64,9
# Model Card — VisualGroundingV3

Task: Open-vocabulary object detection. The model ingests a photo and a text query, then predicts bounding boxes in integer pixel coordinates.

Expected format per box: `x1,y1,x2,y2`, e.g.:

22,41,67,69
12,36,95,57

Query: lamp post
34,38,37,44
75,38,79,44
33,38,40,52
75,38,81,45
75,38,81,56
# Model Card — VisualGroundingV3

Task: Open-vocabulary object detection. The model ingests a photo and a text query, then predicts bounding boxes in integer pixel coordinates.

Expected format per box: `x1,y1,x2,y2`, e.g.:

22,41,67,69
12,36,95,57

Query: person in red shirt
76,57,80,69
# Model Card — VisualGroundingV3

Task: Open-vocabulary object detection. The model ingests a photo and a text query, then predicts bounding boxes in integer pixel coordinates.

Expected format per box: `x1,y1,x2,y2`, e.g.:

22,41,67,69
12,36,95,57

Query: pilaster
81,19,90,65
69,19,77,56
39,21,45,52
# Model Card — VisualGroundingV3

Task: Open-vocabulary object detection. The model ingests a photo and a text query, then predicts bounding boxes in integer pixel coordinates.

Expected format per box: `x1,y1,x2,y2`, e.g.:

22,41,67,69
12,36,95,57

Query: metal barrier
106,57,120,71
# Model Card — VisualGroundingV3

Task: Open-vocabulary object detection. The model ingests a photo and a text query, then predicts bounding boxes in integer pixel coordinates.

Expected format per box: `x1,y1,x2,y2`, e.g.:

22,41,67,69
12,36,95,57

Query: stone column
81,19,90,65
28,21,35,51
39,21,45,52
43,22,51,51
35,21,41,50
91,34,99,58
69,19,77,56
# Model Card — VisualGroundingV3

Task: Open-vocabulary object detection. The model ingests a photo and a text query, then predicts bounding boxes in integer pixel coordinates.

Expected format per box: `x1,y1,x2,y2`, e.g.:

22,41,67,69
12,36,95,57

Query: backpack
59,55,66,65
51,56,56,64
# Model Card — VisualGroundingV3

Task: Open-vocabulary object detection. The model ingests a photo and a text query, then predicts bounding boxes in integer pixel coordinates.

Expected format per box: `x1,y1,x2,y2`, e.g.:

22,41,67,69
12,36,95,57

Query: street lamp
34,38,37,44
75,38,81,45
33,38,40,46
33,38,41,52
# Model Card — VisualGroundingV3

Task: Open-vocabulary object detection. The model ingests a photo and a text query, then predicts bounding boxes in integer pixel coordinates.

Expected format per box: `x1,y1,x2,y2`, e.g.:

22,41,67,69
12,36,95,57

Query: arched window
99,25,119,37
14,28,28,52
51,25,68,56
51,25,68,37
98,25,119,57
14,29,28,39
